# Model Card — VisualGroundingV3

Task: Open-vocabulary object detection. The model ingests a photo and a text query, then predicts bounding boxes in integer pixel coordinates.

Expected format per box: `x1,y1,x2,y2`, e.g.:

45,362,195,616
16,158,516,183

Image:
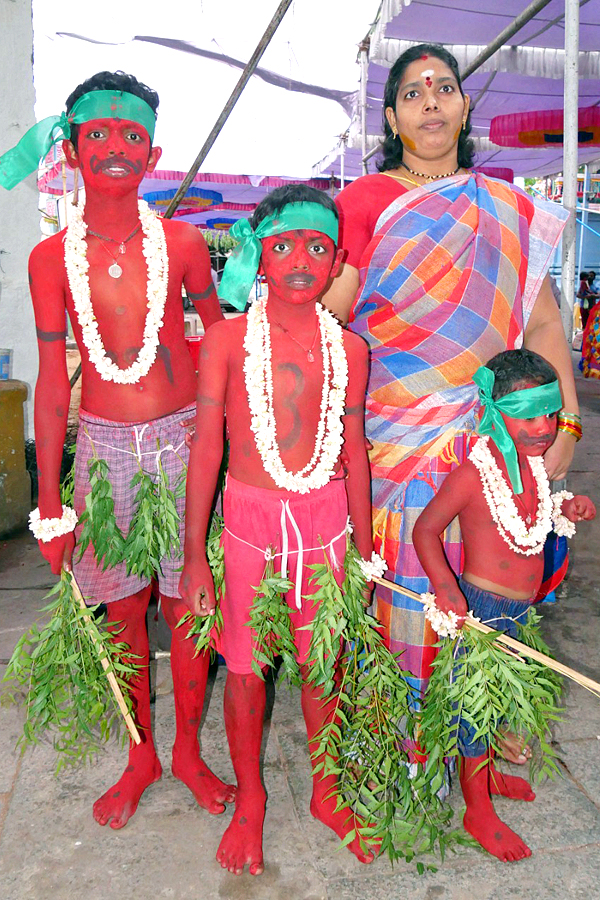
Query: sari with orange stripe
349,172,567,696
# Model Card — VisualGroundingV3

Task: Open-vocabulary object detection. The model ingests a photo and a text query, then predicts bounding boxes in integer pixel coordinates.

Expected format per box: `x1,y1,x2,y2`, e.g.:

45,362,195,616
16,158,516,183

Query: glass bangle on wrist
29,506,78,542
557,411,582,441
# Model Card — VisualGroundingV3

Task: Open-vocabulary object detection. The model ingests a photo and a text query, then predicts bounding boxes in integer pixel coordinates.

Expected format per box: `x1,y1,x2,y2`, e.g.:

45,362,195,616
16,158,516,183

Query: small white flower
358,552,387,581
551,490,576,538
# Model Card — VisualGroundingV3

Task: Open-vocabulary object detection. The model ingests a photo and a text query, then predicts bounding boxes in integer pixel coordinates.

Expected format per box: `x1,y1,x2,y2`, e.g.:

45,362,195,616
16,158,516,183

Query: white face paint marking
421,69,434,78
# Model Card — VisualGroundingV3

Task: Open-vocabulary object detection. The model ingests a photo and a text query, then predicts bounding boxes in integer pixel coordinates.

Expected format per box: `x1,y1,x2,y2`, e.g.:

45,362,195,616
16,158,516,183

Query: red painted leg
216,671,266,876
489,758,535,801
300,666,375,864
461,753,532,862
161,595,235,813
93,586,162,829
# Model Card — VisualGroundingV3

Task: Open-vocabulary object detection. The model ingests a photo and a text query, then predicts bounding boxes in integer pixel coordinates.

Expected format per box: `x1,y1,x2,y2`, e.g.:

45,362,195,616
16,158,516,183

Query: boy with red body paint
180,185,375,875
413,349,595,862
21,72,232,829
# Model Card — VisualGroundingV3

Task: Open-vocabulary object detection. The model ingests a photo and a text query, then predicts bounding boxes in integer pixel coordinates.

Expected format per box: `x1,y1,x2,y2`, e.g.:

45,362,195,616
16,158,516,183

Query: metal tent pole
560,0,580,345
577,164,590,277
359,39,369,176
163,0,294,219
460,0,553,80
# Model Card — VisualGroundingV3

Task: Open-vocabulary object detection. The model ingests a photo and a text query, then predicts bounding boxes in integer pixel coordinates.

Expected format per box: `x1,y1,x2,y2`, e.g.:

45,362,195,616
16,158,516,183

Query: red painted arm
180,224,224,331
412,465,475,620
179,320,229,616
341,334,372,562
28,237,74,574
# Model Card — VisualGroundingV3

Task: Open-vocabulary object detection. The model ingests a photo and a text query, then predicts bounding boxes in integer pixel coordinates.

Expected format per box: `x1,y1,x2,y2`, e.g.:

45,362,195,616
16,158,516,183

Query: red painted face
63,117,161,195
500,408,558,457
260,229,340,305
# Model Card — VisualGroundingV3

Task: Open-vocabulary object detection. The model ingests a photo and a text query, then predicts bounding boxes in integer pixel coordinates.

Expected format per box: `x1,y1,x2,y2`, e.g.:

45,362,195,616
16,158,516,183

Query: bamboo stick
371,575,600,698
68,572,141,744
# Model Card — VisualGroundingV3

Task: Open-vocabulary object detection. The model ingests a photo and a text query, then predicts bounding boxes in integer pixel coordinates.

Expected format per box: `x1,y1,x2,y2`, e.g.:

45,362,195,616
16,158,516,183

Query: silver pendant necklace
87,222,142,279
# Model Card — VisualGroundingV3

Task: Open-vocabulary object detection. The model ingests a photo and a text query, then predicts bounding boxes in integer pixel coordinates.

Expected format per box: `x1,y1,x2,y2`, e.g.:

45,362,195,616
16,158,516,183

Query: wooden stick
371,575,600,698
67,571,141,744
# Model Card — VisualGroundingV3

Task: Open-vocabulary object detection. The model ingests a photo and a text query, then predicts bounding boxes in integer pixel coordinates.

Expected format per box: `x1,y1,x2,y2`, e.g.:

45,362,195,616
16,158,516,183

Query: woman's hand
544,429,576,481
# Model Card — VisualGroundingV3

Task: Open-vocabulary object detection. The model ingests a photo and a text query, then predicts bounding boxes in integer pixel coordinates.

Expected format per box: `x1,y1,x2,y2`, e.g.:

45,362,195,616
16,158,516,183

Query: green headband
473,365,562,494
218,202,339,311
0,90,157,191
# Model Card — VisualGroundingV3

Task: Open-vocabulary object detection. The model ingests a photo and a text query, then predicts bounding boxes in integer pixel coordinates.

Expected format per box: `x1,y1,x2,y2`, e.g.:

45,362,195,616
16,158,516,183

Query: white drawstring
282,501,305,610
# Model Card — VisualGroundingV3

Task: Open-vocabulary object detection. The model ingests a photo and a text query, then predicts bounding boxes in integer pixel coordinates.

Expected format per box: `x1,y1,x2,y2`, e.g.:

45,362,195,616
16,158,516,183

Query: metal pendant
307,350,315,363
108,263,123,279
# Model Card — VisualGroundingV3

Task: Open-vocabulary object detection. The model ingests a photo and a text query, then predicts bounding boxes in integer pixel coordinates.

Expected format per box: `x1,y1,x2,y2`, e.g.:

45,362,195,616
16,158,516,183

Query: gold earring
391,124,398,138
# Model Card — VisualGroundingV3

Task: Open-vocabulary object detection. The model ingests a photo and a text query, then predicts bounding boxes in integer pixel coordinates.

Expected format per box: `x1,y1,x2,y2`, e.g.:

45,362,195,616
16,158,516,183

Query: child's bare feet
310,793,376,864
464,806,532,862
93,753,162,829
216,788,266,876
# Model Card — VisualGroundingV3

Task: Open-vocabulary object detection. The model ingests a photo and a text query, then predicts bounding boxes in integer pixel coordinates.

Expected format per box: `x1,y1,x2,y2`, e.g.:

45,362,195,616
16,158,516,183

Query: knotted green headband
218,202,339,311
0,90,157,191
473,365,562,494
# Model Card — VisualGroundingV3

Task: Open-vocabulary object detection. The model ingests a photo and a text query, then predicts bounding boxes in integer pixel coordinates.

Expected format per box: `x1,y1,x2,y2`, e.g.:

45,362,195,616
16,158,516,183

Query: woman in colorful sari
581,301,600,379
323,44,579,743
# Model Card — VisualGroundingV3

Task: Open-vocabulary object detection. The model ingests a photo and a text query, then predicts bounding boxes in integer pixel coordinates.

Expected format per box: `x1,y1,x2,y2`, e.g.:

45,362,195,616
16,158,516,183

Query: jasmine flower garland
243,299,348,494
64,200,168,384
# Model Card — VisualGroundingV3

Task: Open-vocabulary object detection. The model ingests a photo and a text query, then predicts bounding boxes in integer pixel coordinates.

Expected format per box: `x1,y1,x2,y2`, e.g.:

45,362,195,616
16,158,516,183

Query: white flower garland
551,490,576,538
358,552,387,581
243,299,348,494
421,592,460,639
29,506,78,542
468,437,552,556
64,200,169,384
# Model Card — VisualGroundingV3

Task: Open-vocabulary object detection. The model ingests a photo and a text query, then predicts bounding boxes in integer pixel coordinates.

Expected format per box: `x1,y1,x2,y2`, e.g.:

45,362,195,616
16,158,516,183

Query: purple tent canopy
314,0,600,179
38,165,340,227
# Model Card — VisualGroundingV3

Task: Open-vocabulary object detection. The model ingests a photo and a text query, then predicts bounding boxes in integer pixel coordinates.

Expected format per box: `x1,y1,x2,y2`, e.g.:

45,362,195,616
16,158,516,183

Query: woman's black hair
485,349,557,401
65,71,159,149
250,184,337,231
378,43,475,173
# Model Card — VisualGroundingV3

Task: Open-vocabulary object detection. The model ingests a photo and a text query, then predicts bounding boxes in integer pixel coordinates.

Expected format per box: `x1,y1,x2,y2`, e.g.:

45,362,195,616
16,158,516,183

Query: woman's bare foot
498,731,532,765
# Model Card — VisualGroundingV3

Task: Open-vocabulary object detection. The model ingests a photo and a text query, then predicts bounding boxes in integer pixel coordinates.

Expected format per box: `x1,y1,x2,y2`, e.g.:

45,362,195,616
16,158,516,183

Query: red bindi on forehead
421,55,428,60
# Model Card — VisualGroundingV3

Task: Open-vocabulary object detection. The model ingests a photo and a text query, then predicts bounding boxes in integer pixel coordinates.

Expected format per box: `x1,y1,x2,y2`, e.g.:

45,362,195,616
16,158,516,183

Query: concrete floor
1,357,600,900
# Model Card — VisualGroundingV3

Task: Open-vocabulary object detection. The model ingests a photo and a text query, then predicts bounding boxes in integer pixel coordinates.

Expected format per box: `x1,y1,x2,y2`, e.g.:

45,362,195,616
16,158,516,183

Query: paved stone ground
1,357,600,900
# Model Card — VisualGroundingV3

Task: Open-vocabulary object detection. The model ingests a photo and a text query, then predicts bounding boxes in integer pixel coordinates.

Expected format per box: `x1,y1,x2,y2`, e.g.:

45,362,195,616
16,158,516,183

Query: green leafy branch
306,539,461,864
419,608,564,784
1,571,141,773
124,444,182,579
246,558,300,686
77,455,126,570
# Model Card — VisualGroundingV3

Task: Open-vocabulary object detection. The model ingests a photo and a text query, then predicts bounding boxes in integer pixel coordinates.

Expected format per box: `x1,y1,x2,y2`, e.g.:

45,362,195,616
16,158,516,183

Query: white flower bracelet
29,506,78,542
551,490,576,538
421,592,461,639
357,551,387,581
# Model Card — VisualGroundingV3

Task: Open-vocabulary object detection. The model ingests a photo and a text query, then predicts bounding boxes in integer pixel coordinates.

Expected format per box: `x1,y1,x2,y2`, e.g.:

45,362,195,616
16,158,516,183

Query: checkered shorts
72,404,194,605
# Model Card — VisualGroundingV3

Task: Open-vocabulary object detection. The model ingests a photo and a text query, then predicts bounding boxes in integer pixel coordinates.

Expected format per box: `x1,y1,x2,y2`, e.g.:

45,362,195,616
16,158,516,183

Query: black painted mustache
89,156,143,175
